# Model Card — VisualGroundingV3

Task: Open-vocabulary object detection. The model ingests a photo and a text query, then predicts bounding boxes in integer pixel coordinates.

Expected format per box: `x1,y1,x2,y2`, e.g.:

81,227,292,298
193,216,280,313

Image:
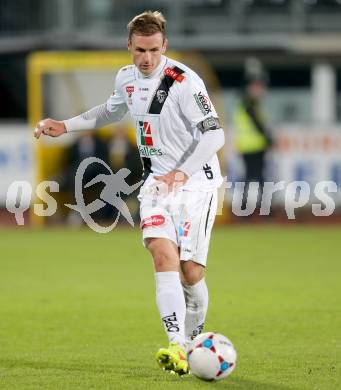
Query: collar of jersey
136,55,167,80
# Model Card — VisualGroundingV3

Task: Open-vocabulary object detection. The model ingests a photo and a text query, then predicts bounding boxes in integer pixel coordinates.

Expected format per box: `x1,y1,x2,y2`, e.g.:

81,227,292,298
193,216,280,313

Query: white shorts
138,181,218,266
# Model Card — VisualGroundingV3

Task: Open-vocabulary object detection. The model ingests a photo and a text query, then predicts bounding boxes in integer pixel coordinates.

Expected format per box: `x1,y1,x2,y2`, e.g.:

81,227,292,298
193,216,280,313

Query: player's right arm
34,71,128,139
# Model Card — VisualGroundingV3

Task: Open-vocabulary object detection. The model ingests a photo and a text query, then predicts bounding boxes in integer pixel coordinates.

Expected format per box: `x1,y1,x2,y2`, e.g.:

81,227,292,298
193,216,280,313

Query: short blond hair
127,11,166,40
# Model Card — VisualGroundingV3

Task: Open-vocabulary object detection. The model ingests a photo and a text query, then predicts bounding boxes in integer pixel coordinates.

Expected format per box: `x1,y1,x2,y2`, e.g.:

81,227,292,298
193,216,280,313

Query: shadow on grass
0,358,118,373
0,359,297,389
0,358,167,379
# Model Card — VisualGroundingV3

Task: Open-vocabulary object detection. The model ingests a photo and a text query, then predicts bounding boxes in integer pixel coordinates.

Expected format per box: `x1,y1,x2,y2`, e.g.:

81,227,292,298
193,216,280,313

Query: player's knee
146,238,179,271
153,250,170,269
181,260,205,285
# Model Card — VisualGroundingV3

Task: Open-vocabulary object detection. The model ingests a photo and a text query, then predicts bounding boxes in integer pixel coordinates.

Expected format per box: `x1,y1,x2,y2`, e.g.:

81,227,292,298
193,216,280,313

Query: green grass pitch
0,226,340,390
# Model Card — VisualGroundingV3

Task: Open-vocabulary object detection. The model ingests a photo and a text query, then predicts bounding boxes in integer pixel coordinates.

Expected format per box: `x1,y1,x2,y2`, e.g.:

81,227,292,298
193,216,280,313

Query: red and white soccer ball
187,332,237,381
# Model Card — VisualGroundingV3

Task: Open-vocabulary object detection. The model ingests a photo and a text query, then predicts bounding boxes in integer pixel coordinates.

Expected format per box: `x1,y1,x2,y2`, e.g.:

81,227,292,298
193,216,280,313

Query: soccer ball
187,332,237,381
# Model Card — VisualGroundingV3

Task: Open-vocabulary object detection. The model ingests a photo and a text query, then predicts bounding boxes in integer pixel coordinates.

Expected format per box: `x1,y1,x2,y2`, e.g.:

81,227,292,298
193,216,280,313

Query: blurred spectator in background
234,57,273,210
59,126,142,225
109,124,142,185
61,131,110,224
109,124,142,222
67,132,109,184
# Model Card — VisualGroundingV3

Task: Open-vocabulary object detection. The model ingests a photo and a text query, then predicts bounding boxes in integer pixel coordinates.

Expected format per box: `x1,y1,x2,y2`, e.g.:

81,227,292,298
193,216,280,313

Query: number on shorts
203,164,213,180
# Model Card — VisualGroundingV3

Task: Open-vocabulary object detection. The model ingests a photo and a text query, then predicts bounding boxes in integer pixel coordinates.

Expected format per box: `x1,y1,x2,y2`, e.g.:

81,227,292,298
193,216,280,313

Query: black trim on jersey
204,194,213,237
141,157,152,180
148,66,185,114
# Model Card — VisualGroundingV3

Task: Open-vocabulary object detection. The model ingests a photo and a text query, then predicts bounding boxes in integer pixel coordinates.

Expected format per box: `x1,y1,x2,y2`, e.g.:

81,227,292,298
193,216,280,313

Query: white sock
155,271,186,348
182,278,209,342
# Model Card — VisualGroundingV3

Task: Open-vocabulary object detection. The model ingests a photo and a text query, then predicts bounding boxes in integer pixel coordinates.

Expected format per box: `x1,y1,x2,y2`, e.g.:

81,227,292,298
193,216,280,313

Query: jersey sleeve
178,74,219,128
106,68,128,113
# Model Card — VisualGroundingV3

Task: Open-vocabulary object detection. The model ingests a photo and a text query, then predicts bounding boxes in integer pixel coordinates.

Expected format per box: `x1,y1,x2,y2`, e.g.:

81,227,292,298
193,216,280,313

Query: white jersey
107,55,223,191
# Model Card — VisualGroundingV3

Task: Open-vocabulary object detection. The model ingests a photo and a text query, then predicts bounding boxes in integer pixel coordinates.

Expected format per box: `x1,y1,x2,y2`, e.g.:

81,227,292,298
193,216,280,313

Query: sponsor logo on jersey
193,91,212,115
139,87,149,91
138,145,163,157
139,121,154,146
141,214,165,229
179,220,191,238
126,85,134,97
156,90,167,103
137,121,164,156
126,85,134,105
164,67,185,83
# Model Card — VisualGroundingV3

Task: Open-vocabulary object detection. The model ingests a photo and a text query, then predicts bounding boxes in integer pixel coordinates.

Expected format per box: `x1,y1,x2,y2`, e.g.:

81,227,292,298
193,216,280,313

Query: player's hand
34,118,67,139
154,170,188,194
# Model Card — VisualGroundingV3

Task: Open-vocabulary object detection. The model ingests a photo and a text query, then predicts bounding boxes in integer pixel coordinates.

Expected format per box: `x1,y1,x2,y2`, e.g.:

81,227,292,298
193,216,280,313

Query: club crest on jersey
179,221,191,238
156,90,167,104
164,67,185,83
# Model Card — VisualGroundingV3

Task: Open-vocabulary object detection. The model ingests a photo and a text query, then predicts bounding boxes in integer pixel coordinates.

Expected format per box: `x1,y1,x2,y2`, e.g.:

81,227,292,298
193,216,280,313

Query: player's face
248,81,266,99
128,32,167,76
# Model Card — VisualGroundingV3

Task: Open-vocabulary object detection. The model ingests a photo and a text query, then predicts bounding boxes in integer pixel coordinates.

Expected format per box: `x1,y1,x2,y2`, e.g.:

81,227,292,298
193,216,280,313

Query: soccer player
34,11,225,376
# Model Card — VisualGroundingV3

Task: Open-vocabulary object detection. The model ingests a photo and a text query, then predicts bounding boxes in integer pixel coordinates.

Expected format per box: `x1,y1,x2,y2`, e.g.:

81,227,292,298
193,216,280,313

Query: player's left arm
178,118,224,178
155,75,224,188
